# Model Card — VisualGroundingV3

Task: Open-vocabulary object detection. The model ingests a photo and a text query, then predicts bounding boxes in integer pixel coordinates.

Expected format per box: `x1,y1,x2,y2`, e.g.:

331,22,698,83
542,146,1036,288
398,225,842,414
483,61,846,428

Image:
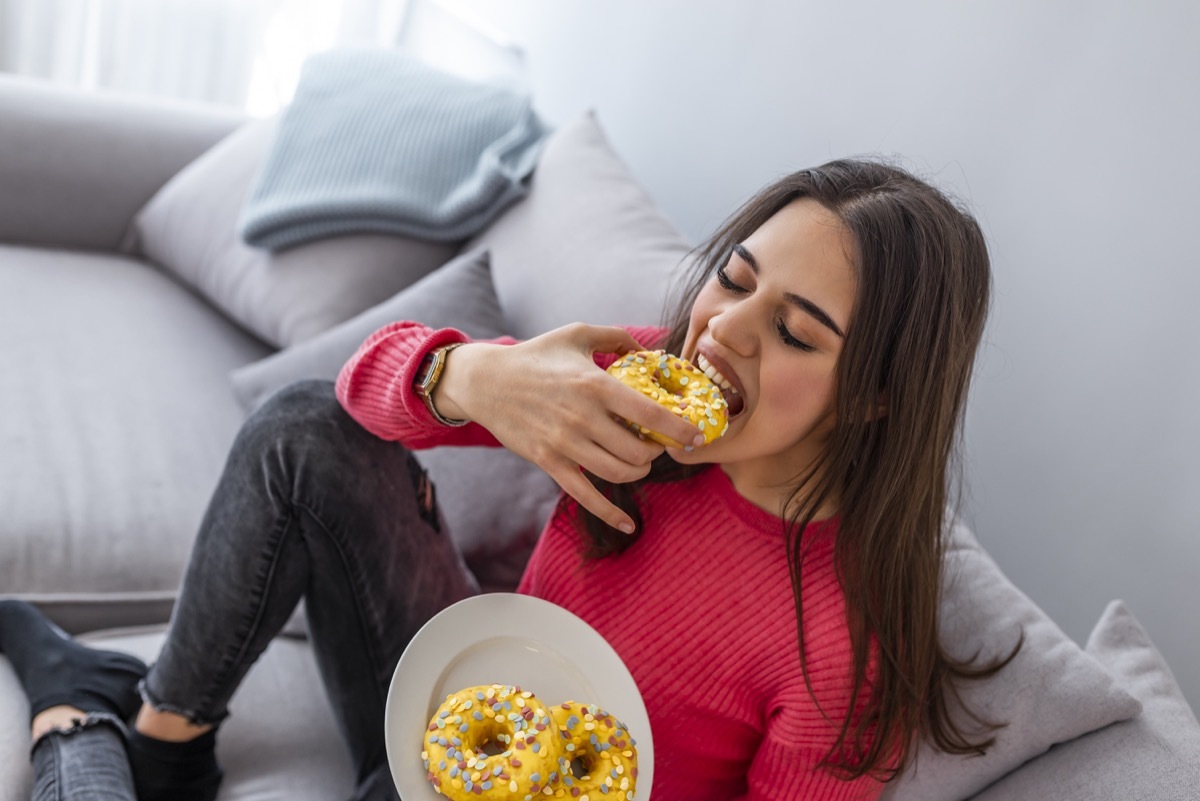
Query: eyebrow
733,243,846,338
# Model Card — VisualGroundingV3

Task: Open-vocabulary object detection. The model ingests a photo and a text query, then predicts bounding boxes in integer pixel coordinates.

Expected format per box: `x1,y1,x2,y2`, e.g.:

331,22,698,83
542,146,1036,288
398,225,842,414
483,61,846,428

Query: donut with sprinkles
552,701,638,800
422,684,563,799
606,349,728,446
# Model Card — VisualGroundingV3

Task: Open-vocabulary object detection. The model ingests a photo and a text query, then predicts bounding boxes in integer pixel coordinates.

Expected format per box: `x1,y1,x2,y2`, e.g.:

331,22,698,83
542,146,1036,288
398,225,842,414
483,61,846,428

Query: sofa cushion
0,625,353,801
466,111,694,339
882,522,1142,801
126,117,459,349
228,249,560,591
0,245,270,632
969,600,1200,801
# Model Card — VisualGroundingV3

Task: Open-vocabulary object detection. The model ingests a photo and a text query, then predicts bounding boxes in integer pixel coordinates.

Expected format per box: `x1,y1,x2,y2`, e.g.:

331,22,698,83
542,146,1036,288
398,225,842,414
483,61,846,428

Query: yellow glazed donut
423,684,563,799
606,349,728,446
552,701,639,800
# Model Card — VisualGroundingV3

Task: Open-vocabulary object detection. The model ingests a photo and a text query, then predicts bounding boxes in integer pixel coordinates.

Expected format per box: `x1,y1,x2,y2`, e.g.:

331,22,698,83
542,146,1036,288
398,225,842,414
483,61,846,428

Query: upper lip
694,344,747,408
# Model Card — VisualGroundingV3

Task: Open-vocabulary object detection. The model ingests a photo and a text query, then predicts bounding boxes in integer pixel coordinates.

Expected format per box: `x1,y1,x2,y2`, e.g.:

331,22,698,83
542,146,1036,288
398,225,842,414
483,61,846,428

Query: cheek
759,365,838,428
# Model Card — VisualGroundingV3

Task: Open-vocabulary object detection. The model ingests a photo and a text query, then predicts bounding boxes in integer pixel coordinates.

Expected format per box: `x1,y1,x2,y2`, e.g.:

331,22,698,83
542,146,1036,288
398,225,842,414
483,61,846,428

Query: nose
708,300,758,358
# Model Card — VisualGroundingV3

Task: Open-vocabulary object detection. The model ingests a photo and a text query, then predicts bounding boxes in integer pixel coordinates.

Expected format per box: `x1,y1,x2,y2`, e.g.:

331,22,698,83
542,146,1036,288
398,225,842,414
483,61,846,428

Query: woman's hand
435,324,706,533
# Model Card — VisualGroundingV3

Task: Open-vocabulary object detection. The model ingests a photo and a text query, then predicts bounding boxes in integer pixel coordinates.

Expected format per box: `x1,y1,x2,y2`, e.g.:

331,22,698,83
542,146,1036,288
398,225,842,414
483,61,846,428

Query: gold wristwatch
413,343,467,426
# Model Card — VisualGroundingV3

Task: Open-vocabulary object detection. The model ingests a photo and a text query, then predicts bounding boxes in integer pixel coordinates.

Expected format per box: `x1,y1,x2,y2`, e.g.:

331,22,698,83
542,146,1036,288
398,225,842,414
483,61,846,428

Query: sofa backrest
0,75,242,252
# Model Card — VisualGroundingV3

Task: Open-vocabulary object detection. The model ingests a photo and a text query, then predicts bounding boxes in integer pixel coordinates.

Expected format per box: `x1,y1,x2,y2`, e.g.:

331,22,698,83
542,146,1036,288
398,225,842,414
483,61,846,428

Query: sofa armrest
0,75,245,252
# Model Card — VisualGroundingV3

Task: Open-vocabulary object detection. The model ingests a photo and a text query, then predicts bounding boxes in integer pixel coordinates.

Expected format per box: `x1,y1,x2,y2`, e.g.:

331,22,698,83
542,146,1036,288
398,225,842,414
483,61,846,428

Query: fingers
545,325,700,446
563,323,643,358
601,415,667,467
605,381,706,450
549,462,637,534
470,323,708,537
540,418,661,535
577,436,658,485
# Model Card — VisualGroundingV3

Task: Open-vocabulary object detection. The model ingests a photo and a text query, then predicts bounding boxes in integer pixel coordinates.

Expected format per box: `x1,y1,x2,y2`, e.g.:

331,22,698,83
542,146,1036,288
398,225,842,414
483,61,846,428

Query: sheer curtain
0,0,411,114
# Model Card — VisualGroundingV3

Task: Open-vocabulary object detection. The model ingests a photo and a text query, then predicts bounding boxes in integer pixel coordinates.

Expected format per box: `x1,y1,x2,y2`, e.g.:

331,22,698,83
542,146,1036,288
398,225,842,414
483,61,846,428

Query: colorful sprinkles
552,701,639,801
423,686,637,800
606,350,728,446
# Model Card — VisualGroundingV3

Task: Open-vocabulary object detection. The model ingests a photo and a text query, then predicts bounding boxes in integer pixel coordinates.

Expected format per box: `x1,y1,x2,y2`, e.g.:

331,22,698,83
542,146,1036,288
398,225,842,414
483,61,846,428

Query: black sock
0,599,146,721
127,728,224,801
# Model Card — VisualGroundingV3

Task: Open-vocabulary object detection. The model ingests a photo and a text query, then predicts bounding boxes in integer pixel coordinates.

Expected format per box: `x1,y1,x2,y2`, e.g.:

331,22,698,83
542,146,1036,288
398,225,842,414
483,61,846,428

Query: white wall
450,0,1200,707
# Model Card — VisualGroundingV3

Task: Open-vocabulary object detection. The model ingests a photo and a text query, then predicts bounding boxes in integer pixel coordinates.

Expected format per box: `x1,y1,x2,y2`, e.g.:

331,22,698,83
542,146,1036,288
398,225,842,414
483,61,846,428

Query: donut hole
569,756,593,779
466,722,512,757
479,737,508,756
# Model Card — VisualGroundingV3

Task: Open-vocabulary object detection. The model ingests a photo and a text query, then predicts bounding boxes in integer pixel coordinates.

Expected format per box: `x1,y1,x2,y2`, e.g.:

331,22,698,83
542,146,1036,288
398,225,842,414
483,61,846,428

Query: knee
231,379,421,513
257,379,343,425
236,380,385,466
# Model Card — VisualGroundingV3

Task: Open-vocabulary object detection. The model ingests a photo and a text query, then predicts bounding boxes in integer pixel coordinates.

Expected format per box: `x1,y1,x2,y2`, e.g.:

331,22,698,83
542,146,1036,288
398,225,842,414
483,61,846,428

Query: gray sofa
1,74,1197,801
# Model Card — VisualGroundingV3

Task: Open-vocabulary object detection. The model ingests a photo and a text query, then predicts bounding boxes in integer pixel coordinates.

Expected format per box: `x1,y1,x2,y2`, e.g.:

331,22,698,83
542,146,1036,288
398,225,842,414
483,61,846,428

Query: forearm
334,320,512,448
428,341,500,423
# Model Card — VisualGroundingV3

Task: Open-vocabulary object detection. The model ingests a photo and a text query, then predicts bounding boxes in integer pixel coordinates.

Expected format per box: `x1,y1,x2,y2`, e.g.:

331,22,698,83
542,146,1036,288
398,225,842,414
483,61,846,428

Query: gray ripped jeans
32,380,479,801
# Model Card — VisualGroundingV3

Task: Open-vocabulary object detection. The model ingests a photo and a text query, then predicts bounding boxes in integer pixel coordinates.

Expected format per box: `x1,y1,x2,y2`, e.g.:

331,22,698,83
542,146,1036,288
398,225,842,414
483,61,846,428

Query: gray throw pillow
229,248,560,590
126,117,459,348
881,522,1142,801
466,111,695,339
969,600,1200,801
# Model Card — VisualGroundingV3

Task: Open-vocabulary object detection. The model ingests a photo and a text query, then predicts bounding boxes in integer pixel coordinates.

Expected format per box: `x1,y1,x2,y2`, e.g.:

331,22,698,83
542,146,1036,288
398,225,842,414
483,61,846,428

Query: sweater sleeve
335,321,512,448
334,321,668,449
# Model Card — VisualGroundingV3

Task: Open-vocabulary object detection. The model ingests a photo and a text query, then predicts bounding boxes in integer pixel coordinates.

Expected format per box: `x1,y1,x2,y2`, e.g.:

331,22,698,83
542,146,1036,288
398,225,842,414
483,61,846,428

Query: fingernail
692,434,706,447
618,522,635,534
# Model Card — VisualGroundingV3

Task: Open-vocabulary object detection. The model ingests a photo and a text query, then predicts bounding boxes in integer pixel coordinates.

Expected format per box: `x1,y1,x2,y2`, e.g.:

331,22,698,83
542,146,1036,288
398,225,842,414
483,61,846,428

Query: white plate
385,593,654,799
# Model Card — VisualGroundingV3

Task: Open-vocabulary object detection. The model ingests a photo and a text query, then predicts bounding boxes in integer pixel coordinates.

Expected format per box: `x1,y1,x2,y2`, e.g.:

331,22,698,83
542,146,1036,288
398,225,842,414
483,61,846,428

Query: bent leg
142,380,478,784
31,714,136,801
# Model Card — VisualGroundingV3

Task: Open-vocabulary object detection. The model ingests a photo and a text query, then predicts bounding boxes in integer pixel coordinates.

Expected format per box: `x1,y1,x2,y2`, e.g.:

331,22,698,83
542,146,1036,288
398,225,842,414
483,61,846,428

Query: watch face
416,356,436,394
417,350,444,395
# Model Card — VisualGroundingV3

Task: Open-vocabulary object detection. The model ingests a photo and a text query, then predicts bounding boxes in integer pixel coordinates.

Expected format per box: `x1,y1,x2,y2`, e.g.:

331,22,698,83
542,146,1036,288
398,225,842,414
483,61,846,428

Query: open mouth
696,354,746,417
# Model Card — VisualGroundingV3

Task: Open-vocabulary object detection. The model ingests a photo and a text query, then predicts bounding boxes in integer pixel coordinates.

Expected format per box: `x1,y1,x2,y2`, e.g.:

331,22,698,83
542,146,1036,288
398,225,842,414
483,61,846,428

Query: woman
2,159,1014,800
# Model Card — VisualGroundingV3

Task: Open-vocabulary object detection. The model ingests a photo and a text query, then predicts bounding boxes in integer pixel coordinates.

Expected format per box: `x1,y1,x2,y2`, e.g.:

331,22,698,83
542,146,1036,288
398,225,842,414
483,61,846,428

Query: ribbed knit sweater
336,322,883,801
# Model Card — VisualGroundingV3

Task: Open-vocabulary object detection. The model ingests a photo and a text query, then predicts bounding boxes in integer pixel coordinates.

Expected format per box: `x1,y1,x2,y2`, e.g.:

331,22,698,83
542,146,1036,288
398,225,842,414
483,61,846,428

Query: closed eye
719,263,815,351
776,320,815,352
716,264,748,294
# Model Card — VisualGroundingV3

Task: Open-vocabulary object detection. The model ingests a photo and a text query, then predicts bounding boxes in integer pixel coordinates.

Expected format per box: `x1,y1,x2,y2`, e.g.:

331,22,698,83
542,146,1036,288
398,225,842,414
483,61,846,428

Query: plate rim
384,592,654,799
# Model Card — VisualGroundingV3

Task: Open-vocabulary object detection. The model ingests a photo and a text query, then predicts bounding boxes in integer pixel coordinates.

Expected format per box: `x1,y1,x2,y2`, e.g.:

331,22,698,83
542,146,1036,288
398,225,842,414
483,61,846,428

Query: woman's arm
336,320,704,532
335,320,512,448
435,323,708,533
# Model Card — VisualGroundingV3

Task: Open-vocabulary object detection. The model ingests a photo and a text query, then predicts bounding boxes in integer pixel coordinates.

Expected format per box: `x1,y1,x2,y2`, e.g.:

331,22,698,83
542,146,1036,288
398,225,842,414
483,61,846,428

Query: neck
720,460,838,522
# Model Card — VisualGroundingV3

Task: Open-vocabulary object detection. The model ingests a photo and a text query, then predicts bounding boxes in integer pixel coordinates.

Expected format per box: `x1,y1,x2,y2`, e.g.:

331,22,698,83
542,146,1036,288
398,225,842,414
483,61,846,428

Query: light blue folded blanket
239,48,550,250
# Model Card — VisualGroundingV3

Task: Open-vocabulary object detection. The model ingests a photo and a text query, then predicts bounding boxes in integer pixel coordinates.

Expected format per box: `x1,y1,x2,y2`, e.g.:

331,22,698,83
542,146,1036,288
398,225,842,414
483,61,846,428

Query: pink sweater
336,322,883,801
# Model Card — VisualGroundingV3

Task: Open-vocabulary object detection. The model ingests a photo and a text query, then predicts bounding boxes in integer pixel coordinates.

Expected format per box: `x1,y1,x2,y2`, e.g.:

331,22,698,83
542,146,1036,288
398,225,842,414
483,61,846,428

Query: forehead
742,198,858,323
745,198,856,270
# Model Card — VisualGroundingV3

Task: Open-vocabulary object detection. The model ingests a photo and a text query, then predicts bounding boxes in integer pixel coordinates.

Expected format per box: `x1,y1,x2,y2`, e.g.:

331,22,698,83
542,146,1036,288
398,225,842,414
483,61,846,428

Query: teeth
696,354,738,395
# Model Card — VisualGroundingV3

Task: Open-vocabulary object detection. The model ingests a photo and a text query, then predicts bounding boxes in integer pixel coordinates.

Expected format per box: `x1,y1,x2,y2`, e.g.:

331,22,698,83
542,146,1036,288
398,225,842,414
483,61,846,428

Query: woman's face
677,198,858,513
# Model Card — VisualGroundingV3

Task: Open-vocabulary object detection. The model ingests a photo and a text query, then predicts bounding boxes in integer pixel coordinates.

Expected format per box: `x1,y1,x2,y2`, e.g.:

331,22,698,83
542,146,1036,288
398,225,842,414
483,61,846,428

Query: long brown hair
578,158,1020,780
